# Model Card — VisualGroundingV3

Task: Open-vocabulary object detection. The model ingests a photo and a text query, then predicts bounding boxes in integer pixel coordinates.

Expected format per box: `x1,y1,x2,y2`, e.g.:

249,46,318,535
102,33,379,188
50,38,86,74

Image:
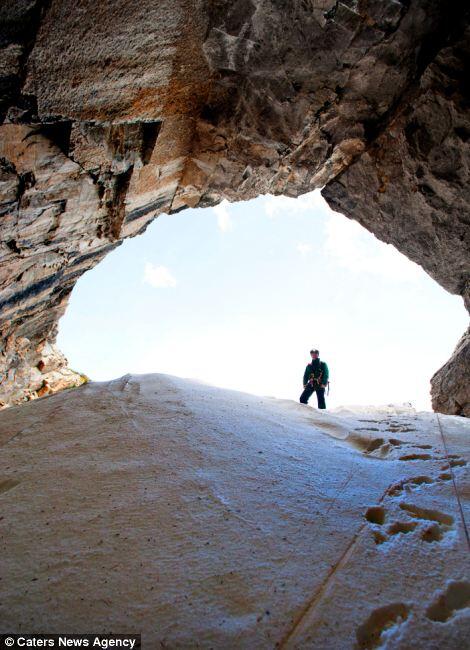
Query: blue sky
57,190,467,410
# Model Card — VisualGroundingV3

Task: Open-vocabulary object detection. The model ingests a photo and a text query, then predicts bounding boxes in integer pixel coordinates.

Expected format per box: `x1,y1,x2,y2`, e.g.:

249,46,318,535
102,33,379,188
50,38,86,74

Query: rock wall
0,0,468,412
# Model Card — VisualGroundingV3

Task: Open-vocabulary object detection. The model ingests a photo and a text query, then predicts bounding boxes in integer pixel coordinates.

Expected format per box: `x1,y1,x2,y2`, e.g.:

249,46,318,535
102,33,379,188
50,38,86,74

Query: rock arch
0,0,468,413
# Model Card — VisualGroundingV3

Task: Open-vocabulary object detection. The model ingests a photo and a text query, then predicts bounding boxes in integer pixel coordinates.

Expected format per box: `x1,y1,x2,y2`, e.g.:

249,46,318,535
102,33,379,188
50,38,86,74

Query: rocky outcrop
431,326,470,417
0,1,468,411
1,374,469,645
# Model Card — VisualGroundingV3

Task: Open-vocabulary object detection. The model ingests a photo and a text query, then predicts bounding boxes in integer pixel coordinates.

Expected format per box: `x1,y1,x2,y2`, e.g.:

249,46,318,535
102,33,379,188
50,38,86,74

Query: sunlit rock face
0,0,468,411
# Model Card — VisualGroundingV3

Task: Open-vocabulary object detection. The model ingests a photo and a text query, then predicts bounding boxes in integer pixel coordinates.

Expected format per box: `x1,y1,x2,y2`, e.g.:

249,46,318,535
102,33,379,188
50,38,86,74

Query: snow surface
0,374,468,648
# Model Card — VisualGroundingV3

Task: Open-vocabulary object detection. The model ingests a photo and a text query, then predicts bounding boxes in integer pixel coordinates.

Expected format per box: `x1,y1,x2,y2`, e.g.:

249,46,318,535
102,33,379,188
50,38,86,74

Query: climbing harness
308,372,322,387
436,413,470,551
308,363,329,394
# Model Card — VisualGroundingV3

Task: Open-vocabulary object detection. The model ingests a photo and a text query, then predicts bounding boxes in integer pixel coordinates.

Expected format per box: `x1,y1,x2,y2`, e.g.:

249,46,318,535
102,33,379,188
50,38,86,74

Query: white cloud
261,189,423,281
143,262,177,288
263,189,328,219
297,243,312,255
213,200,233,232
324,211,423,281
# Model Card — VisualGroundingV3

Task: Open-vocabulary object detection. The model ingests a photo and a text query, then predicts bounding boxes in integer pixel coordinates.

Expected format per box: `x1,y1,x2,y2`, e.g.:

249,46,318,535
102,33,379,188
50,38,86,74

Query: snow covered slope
0,374,469,648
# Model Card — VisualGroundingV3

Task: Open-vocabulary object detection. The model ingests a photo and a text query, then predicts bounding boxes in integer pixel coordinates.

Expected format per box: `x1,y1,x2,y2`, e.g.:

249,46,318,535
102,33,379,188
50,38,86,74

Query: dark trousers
300,384,326,409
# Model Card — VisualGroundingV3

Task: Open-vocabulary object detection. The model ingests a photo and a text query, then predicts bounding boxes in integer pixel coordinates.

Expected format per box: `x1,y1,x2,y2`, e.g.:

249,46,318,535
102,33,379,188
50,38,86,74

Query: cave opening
57,190,467,411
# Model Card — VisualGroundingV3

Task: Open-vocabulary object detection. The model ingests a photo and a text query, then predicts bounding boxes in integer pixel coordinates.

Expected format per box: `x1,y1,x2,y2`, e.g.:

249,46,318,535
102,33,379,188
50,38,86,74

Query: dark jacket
303,358,329,387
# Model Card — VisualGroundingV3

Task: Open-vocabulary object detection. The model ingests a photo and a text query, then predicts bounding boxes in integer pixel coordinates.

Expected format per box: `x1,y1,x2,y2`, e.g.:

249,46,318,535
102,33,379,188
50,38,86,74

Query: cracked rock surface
0,0,468,411
0,375,469,646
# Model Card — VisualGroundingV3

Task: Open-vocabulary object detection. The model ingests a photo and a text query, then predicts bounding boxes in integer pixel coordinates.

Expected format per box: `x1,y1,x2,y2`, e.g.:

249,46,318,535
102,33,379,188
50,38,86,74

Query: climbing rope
436,413,470,551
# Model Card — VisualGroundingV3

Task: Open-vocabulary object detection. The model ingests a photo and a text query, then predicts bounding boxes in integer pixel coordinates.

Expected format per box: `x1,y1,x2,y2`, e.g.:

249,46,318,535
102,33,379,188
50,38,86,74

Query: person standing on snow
300,349,329,409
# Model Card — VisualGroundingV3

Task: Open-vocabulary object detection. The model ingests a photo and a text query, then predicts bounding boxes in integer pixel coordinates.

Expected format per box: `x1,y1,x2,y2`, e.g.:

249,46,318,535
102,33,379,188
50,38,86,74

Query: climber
300,349,329,409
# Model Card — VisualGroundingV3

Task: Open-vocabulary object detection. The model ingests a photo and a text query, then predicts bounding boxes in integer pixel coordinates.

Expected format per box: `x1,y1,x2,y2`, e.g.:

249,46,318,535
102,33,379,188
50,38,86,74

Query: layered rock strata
0,0,468,411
